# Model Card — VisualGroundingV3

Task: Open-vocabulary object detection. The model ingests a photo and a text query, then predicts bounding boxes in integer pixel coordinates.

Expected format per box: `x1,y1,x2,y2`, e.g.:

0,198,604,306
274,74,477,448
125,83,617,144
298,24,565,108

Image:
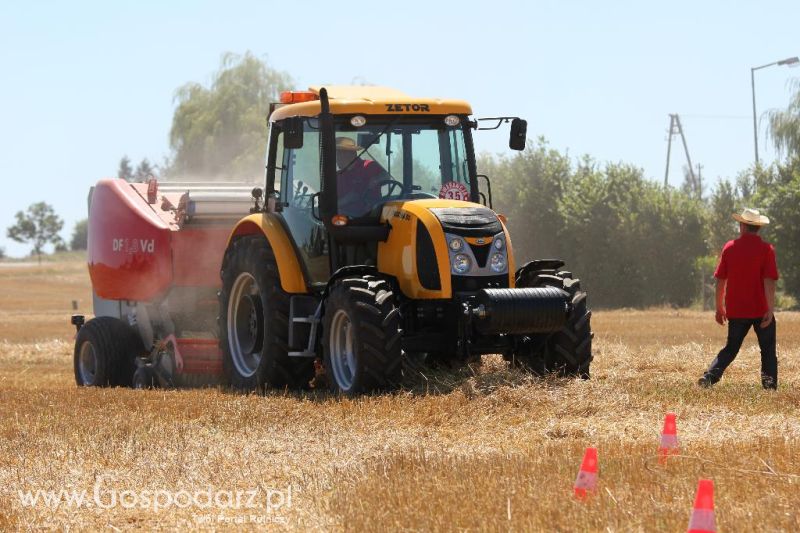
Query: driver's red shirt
337,159,383,216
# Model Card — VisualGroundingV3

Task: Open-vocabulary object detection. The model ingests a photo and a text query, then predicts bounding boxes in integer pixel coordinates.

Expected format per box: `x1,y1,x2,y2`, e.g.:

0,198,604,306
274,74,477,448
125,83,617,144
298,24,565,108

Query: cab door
272,121,330,284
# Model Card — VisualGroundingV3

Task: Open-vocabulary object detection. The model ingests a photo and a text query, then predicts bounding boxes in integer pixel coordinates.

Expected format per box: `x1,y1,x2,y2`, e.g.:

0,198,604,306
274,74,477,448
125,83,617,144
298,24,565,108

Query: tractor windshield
333,118,472,216
280,116,473,219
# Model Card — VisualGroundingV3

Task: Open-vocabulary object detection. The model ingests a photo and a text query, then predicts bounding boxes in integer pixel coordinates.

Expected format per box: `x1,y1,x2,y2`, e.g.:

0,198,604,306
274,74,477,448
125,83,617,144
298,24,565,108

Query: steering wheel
370,179,406,199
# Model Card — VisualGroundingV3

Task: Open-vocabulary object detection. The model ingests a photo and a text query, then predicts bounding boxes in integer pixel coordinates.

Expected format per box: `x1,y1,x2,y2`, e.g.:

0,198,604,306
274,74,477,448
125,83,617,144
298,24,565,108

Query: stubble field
0,258,798,531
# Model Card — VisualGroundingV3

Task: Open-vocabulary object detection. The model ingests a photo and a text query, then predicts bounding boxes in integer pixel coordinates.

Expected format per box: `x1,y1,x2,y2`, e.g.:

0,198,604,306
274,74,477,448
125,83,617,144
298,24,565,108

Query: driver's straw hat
335,137,362,151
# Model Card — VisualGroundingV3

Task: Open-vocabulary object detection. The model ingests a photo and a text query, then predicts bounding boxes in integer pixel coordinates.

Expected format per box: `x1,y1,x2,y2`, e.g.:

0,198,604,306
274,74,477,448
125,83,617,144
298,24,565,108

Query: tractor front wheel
512,267,593,378
323,277,402,395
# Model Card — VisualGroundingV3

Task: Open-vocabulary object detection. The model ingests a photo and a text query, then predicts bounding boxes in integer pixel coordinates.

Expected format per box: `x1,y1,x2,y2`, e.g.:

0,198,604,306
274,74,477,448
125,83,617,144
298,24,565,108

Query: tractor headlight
444,115,461,127
493,237,504,250
350,115,367,127
489,252,507,273
449,238,464,252
452,253,472,274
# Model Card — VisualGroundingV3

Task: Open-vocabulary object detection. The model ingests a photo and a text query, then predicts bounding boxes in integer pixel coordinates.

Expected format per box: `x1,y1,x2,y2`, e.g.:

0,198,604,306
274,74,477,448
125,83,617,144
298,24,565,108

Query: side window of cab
272,130,284,195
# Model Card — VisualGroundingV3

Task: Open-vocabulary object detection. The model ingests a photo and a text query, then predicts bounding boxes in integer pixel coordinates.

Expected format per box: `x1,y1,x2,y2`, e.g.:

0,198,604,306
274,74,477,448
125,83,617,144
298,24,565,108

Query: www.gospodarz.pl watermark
17,475,293,516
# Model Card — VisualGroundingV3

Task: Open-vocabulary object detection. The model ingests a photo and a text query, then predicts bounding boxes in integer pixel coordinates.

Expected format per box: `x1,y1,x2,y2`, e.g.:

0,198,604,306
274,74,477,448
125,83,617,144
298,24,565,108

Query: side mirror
283,117,304,149
509,118,527,151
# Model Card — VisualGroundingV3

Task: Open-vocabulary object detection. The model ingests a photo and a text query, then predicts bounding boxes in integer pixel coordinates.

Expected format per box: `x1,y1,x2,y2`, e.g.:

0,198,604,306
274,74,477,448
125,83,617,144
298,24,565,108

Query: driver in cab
336,136,386,217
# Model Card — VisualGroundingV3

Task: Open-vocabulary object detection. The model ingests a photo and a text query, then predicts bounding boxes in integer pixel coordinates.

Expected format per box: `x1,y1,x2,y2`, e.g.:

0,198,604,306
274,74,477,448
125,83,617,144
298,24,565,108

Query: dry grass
0,258,92,342
1,260,799,531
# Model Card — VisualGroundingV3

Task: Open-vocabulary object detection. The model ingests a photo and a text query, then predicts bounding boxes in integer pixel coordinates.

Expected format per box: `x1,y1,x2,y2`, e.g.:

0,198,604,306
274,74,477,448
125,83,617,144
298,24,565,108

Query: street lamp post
751,56,799,165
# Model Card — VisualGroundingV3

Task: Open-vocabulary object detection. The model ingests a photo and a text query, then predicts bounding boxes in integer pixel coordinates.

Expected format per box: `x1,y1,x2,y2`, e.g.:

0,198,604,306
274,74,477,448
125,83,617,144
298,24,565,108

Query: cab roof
269,85,472,122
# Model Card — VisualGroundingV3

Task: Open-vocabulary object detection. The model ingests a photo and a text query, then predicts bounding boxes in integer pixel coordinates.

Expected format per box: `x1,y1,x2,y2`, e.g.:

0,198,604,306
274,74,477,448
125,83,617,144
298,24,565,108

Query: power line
681,114,750,120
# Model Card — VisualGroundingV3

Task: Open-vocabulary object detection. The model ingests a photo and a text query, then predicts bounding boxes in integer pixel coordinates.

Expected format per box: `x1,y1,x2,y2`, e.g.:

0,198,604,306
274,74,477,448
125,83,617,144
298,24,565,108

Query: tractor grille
470,242,492,268
429,207,503,238
416,221,441,290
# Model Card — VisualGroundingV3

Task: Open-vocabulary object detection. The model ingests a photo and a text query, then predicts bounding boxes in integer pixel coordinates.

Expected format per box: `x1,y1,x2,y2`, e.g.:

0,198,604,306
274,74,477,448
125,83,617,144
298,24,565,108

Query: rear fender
228,214,308,294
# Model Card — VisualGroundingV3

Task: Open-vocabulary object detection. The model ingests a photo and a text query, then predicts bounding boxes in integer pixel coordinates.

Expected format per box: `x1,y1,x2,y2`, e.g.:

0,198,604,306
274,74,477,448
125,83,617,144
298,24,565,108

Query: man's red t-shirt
714,233,779,318
338,159,383,216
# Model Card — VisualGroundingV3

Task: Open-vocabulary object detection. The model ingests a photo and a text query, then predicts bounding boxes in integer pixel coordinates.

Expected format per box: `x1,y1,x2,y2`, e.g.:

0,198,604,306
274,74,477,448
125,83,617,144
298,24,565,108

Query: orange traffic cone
573,447,598,500
659,412,679,464
687,479,716,533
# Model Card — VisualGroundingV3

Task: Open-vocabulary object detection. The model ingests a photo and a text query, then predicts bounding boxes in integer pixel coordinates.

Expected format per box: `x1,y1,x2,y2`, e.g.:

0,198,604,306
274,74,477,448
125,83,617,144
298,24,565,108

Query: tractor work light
489,253,507,273
331,215,349,226
444,115,461,127
350,115,367,127
452,253,472,274
449,238,464,251
279,91,318,104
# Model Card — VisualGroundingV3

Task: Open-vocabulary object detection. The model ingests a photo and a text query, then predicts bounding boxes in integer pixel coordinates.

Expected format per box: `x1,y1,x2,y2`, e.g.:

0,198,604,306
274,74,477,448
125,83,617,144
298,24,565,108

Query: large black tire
218,235,314,391
74,316,142,387
322,276,402,395
514,268,593,378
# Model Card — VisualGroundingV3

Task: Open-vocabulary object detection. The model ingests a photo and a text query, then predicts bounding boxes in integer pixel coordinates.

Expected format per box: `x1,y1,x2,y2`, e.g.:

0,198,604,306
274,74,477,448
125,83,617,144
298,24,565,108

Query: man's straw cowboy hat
732,207,770,226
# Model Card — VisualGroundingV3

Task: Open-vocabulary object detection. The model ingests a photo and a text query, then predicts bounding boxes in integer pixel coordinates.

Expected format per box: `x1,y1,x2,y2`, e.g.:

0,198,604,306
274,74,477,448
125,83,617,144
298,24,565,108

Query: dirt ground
1,259,798,531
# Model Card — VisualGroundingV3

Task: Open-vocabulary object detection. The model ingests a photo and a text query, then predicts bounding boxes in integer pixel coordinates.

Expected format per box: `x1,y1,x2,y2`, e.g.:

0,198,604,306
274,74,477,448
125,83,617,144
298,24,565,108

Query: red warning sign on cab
438,181,469,201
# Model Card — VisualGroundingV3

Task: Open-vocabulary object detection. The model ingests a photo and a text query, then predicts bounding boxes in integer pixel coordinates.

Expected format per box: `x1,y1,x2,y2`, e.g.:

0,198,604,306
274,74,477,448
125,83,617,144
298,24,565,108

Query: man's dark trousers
704,318,777,388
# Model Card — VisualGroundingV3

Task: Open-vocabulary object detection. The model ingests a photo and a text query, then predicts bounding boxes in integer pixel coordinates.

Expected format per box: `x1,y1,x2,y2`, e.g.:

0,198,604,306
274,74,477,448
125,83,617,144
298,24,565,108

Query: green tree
707,179,738,252
486,139,709,308
6,202,64,263
71,218,88,250
168,51,294,179
134,159,155,182
680,165,704,200
485,138,571,261
746,158,800,300
117,156,134,182
768,79,800,158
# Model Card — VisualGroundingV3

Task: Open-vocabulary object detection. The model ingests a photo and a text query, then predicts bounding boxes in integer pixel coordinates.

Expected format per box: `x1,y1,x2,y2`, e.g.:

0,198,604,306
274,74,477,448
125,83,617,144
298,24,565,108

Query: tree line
479,141,800,308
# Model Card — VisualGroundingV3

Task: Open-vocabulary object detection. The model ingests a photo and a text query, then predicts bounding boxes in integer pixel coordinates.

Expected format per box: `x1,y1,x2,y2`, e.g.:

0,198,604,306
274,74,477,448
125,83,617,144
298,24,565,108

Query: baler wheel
132,366,157,389
73,316,142,387
219,236,314,391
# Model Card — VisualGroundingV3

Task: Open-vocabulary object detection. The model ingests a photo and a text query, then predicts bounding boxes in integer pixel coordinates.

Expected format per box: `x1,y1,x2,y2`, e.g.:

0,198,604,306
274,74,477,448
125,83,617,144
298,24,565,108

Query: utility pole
696,163,703,199
664,113,696,188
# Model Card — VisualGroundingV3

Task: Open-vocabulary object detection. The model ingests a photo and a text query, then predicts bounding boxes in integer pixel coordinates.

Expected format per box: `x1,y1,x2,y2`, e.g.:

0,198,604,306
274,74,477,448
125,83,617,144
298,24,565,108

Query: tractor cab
265,86,524,285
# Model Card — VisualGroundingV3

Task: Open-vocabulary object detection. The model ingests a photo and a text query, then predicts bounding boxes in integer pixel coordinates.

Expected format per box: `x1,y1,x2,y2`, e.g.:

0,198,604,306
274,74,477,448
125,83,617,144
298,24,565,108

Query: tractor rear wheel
322,277,402,395
513,268,593,378
219,235,314,391
74,316,142,387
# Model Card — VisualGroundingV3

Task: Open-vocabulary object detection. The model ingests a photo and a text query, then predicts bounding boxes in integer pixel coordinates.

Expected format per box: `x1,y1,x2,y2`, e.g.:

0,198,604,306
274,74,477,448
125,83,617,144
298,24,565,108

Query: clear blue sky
1,0,799,256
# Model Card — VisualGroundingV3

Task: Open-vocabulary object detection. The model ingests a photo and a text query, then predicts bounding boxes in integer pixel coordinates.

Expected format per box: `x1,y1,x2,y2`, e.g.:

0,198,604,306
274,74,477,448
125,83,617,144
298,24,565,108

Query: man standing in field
699,208,779,390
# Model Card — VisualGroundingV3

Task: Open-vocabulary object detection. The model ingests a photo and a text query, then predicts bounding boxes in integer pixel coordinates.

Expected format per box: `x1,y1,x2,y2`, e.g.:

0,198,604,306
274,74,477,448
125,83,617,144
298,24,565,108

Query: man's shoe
697,376,714,388
762,377,777,390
